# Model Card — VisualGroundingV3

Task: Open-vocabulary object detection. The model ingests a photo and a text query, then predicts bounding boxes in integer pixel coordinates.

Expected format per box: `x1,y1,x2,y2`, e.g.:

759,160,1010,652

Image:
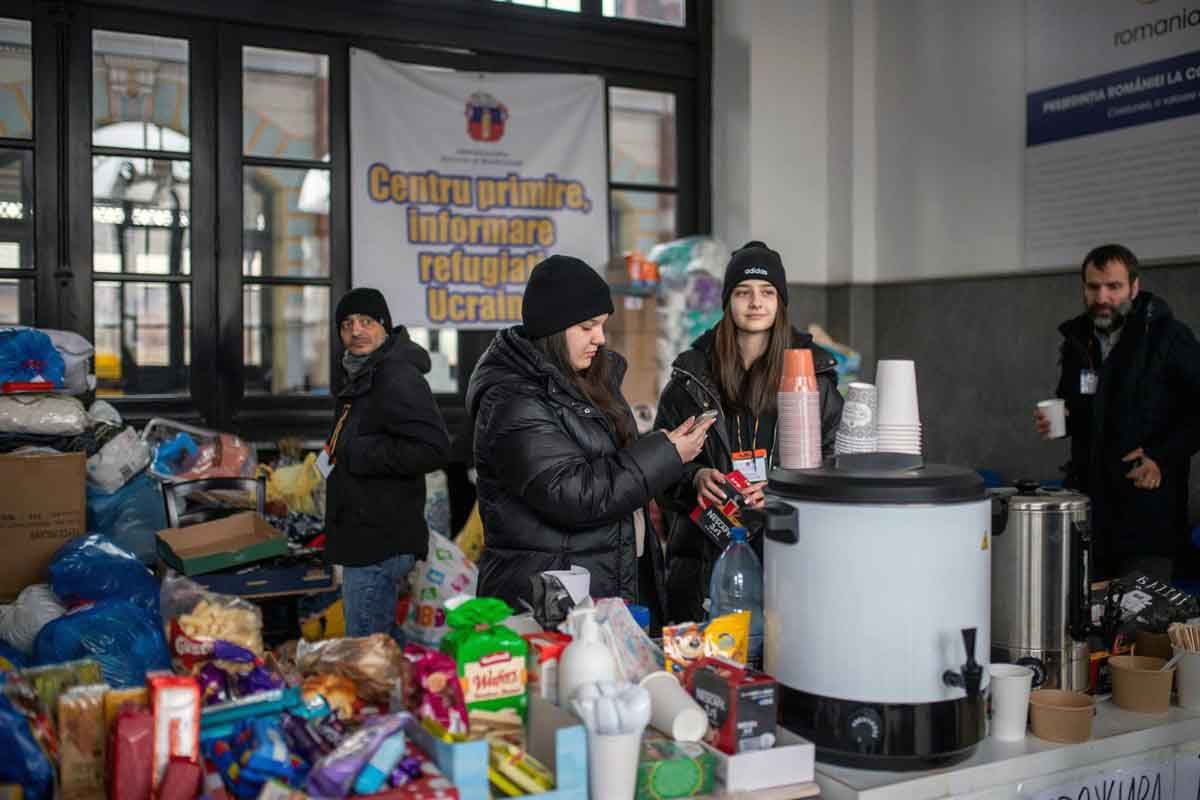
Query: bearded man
1035,244,1200,580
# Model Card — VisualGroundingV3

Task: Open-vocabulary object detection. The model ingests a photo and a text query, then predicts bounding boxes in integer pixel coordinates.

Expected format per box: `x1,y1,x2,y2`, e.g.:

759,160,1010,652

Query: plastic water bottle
708,527,765,667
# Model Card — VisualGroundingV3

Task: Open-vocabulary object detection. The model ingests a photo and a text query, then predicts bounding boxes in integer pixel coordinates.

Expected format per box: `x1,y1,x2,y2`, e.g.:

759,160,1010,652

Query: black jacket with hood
466,327,684,614
653,326,844,623
1056,291,1200,572
326,326,451,567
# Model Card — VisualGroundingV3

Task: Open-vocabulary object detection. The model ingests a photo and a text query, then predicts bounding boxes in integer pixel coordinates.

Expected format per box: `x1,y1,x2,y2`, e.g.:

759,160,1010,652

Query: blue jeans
342,554,418,639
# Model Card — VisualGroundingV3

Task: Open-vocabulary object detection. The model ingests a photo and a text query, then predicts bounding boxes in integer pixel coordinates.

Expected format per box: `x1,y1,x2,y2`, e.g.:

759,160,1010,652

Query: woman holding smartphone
467,255,714,623
654,241,844,623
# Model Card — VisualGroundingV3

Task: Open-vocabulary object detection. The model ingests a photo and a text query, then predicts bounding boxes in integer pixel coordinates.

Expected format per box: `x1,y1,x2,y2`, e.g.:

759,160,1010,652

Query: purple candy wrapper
236,665,284,697
304,713,411,798
279,711,327,764
391,756,423,787
197,663,231,706
212,639,257,663
312,714,347,751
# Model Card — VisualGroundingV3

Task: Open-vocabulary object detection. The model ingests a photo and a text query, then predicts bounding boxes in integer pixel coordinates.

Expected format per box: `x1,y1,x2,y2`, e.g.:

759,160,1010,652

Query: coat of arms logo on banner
465,91,508,142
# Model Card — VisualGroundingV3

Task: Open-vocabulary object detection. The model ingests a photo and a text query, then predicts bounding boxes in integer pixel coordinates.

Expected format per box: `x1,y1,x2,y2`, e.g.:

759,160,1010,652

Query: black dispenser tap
942,627,984,698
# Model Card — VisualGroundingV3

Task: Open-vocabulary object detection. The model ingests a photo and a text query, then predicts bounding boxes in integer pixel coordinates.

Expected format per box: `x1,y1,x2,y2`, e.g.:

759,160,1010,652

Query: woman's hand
741,481,768,508
692,467,728,505
666,416,715,465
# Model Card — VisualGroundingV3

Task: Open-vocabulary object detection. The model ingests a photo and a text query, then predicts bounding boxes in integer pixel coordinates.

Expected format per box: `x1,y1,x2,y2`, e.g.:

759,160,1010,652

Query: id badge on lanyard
1080,369,1099,396
731,414,768,483
731,449,768,483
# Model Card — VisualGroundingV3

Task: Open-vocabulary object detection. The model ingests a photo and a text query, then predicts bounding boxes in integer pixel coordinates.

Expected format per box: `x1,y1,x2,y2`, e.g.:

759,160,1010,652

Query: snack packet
662,612,750,676
404,644,468,735
439,598,528,719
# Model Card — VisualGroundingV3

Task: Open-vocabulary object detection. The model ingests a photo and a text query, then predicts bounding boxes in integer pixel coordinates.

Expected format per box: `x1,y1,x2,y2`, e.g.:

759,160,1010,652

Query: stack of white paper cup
875,359,922,455
835,382,878,454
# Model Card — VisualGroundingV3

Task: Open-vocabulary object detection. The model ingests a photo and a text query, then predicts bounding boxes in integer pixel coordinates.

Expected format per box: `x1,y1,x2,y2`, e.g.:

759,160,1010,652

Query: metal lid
767,453,986,504
1007,488,1090,513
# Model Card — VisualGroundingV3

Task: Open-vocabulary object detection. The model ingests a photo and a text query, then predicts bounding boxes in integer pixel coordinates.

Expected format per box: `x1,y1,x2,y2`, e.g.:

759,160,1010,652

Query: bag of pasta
159,573,264,674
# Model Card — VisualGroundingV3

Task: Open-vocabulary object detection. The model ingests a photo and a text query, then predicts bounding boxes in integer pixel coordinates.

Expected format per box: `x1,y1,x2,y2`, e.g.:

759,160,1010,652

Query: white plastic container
557,608,617,706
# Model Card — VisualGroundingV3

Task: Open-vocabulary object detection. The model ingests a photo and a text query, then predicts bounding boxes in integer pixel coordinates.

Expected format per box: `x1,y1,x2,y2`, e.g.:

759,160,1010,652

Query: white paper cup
1175,648,1200,710
1037,399,1067,439
587,729,643,800
640,670,708,742
875,360,921,428
989,663,1034,741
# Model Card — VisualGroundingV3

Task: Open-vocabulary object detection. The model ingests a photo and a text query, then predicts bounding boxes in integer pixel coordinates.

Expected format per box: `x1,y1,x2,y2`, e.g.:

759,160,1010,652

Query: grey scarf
342,350,373,378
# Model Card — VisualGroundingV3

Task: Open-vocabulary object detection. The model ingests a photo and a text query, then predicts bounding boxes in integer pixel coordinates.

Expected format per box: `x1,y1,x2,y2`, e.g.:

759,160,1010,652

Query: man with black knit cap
326,287,451,637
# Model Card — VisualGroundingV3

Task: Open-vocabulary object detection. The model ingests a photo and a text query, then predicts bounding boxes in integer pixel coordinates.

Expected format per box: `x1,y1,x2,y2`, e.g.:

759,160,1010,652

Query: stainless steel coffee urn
990,481,1091,691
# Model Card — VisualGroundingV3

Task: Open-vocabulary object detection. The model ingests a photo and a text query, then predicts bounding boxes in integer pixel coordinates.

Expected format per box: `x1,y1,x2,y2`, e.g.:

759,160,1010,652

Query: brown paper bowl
1109,655,1174,713
1134,631,1174,662
1029,689,1095,743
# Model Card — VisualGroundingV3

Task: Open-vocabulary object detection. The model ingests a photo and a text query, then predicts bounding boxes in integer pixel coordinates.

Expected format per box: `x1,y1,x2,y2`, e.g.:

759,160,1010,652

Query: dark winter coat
653,326,844,623
1056,292,1200,573
466,327,685,613
325,327,451,566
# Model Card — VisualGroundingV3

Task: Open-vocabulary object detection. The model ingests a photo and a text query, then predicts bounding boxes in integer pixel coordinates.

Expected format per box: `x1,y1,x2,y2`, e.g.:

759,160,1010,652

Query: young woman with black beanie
654,241,844,623
466,255,714,626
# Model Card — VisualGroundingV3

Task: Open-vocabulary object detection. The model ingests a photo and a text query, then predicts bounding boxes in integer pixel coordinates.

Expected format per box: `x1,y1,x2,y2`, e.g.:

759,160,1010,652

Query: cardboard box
702,727,814,794
407,694,588,800
0,451,86,599
688,658,778,755
156,511,288,576
189,556,335,598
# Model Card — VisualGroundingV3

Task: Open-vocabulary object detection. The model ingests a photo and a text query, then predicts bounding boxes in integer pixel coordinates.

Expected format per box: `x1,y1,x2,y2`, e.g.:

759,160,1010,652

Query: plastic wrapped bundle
33,599,171,688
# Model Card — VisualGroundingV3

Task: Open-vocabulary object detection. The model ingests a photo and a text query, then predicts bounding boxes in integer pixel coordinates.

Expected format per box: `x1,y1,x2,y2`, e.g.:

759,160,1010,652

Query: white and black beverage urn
751,454,991,770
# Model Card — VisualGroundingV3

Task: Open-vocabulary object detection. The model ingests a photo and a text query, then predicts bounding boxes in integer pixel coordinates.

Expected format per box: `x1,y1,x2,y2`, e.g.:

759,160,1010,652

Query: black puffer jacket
326,327,451,567
467,327,684,611
1056,292,1200,573
653,327,844,623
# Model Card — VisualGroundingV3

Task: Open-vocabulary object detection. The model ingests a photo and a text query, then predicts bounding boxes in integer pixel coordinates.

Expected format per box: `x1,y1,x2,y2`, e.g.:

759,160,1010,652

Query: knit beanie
336,288,392,330
722,240,789,307
521,255,614,339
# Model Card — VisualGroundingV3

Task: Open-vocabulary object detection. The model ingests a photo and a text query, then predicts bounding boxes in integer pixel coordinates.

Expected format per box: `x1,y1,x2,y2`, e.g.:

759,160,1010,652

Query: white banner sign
1024,1,1200,270
350,48,609,328
1031,763,1173,800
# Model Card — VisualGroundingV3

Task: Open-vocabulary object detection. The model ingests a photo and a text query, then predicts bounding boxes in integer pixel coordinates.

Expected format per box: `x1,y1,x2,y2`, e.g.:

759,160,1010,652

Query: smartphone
696,409,719,424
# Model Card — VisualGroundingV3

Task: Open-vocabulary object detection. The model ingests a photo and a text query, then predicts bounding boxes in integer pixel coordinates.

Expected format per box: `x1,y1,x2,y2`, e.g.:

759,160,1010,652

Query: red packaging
522,632,571,705
158,758,203,800
108,706,154,800
686,657,778,755
148,675,201,791
689,470,752,550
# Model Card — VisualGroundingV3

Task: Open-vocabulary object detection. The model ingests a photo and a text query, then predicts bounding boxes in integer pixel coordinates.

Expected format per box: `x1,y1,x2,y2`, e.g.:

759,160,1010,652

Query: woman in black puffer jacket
467,256,713,624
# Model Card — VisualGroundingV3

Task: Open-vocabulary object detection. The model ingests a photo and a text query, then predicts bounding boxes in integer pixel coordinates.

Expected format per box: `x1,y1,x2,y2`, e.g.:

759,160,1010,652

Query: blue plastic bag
0,692,54,800
0,328,65,388
50,534,160,615
33,599,170,687
86,472,166,565
153,431,199,477
0,640,26,670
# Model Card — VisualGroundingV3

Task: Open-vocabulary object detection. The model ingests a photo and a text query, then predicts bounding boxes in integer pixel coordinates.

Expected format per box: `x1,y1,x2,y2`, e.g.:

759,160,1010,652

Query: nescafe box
687,657,778,755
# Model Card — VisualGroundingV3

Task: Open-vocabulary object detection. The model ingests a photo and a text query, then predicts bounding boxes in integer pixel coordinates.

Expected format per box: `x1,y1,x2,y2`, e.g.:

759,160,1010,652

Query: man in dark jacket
1037,245,1200,580
326,288,451,637
655,326,843,623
